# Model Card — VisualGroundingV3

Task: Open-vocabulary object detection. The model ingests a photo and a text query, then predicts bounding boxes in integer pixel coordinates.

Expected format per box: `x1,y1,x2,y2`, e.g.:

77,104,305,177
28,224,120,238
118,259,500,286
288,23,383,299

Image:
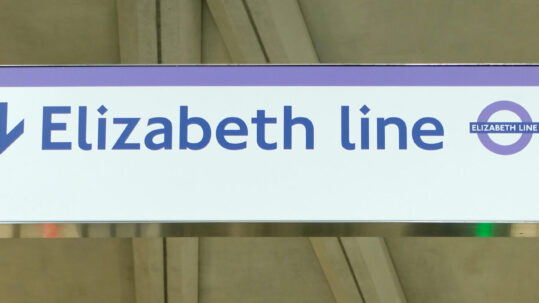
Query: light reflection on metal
0,223,536,238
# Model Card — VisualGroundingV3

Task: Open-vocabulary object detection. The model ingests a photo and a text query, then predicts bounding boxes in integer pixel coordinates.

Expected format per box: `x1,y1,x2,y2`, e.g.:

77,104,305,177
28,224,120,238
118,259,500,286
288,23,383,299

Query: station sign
0,66,538,222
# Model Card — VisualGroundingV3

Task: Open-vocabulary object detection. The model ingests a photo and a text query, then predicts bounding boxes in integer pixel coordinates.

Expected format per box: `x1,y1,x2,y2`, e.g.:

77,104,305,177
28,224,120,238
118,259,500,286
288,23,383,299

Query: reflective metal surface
0,223,537,238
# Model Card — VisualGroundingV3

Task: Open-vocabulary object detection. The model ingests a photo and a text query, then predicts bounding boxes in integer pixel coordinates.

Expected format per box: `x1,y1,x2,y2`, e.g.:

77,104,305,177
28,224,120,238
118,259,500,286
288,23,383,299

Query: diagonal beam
310,238,365,303
244,0,318,63
206,0,266,63
202,0,232,63
341,238,407,303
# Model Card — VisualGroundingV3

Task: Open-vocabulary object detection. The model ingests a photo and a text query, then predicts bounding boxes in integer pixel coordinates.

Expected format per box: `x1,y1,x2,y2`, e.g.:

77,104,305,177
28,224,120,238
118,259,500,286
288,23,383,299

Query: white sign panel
0,66,538,222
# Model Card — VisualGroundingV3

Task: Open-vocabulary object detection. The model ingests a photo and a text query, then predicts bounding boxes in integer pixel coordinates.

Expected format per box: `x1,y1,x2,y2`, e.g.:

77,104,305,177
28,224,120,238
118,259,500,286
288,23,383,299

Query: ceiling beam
202,0,232,63
166,238,199,303
160,0,202,63
206,0,266,63
132,238,166,303
310,237,365,303
341,237,407,303
116,0,159,64
244,0,318,63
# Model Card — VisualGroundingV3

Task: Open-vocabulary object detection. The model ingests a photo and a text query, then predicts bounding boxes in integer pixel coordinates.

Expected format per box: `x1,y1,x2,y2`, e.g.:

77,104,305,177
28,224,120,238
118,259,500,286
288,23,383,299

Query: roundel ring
477,100,533,155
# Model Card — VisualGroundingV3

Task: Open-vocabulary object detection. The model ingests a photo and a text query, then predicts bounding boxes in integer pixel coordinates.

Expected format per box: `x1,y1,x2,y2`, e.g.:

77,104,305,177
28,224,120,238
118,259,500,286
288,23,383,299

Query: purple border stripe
1,65,539,86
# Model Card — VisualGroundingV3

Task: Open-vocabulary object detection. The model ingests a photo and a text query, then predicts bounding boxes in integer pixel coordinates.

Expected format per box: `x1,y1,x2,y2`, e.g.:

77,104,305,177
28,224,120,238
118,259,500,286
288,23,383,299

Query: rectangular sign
1,66,538,222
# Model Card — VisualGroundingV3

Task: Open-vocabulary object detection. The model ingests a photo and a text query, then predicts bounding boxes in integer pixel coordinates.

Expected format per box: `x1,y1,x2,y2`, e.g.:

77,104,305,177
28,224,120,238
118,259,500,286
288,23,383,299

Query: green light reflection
476,223,494,237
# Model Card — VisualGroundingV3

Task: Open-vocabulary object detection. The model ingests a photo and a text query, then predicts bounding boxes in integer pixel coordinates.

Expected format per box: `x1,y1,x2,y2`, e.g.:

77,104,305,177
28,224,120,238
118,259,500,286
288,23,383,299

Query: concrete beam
245,0,318,63
206,0,266,63
116,0,159,63
341,237,407,303
160,0,202,63
166,238,199,303
132,238,166,303
310,238,365,303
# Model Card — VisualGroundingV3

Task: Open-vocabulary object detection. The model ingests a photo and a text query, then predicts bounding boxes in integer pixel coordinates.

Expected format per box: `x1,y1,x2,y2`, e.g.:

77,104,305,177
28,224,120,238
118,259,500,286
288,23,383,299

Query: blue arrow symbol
0,102,24,154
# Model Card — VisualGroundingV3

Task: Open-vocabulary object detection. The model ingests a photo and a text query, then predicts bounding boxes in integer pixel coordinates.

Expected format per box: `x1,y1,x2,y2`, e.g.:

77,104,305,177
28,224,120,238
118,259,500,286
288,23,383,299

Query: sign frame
1,65,539,237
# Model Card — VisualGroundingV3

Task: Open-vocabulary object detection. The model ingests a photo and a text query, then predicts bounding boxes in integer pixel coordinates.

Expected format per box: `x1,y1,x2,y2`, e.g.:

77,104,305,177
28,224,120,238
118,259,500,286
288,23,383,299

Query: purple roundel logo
469,101,538,155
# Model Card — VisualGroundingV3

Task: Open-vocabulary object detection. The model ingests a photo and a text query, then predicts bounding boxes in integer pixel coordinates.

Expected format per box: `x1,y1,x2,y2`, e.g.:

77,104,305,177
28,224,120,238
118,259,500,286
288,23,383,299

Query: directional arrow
0,102,24,154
